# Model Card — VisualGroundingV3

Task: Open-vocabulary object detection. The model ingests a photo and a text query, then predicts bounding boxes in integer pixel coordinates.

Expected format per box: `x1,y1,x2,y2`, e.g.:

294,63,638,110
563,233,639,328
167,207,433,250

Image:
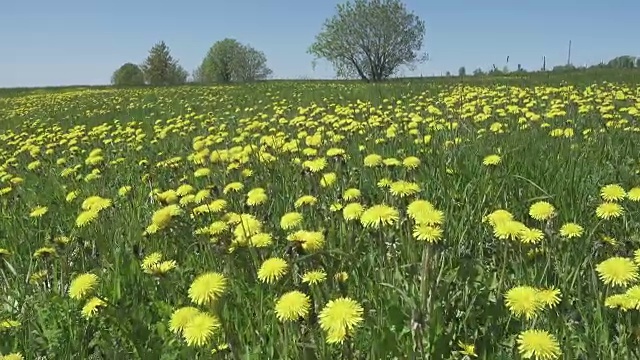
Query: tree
607,55,636,69
308,0,426,82
472,68,484,76
140,41,188,85
458,66,466,76
111,63,145,86
197,38,272,84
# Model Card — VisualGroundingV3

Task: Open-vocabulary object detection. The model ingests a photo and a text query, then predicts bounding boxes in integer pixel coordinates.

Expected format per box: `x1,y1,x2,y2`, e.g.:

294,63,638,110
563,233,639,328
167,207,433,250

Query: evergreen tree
141,41,187,85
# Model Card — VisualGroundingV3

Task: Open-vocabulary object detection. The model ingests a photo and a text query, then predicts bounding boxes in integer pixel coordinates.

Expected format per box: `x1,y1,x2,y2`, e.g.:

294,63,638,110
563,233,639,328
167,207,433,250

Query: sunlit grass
1,80,640,359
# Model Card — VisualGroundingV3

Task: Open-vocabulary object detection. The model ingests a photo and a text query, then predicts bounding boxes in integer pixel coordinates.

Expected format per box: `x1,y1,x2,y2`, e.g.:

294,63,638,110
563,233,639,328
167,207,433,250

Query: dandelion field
1,79,640,359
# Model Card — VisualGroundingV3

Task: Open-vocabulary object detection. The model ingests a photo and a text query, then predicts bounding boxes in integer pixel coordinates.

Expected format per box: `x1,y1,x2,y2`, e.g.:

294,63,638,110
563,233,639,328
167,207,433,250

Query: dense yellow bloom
188,272,227,305
182,312,221,347
600,184,626,201
69,273,99,300
559,222,583,239
596,257,639,286
595,202,624,220
318,297,364,344
275,290,311,322
517,329,561,360
528,201,555,221
360,205,399,228
257,257,288,284
81,297,106,319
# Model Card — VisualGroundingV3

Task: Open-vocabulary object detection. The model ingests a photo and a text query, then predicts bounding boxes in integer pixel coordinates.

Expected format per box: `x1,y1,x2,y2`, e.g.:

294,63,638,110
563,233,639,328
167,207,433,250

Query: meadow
0,77,640,360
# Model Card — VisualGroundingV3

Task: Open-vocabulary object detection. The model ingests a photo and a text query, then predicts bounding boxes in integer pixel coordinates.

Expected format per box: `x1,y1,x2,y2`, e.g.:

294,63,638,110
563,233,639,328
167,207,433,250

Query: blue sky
0,0,637,87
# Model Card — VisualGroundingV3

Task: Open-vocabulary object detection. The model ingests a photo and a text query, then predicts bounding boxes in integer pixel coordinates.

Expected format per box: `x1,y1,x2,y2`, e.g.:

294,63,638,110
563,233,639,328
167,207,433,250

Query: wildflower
628,187,640,201
182,312,221,347
519,228,545,244
504,286,543,319
389,180,421,197
81,196,112,211
0,353,24,360
412,224,443,243
516,329,561,360
294,195,318,208
274,291,311,322
194,168,211,178
402,156,421,169
249,232,273,247
29,206,48,218
81,297,106,319
407,200,435,219
223,182,244,194
320,172,337,187
280,212,303,230
246,187,268,206
482,154,501,166
559,222,583,239
76,210,99,227
318,297,364,344
363,154,383,167
342,188,361,201
537,288,561,308
360,205,399,228
33,247,56,258
529,201,556,221
595,202,624,220
170,307,201,334
596,257,639,286
483,209,514,226
493,220,526,241
257,258,288,284
302,270,327,285
118,186,132,196
342,202,364,221
69,273,99,300
600,184,626,201
66,190,79,202
457,341,477,357
188,272,227,305
334,272,349,282
0,320,20,329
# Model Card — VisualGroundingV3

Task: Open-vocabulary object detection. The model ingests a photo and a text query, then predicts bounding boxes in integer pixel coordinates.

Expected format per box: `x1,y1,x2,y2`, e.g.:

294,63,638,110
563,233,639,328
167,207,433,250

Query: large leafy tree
195,38,272,83
140,41,188,85
111,63,145,86
309,0,426,82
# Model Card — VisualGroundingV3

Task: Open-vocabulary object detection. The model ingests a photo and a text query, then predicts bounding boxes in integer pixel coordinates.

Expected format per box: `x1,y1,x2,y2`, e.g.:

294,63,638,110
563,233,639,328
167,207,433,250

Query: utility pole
567,40,572,65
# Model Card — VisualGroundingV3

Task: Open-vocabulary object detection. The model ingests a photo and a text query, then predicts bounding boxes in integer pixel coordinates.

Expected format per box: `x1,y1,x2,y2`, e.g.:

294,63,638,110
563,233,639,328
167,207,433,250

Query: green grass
1,78,640,359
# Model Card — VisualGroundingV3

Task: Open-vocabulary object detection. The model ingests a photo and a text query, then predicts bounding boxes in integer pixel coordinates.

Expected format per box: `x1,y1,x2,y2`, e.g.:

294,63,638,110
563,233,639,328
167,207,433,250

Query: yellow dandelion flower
68,273,99,300
188,272,227,305
360,204,399,228
76,210,99,227
318,297,364,344
600,184,626,201
596,257,639,286
275,290,311,322
412,224,443,243
482,154,501,166
342,188,361,201
302,270,327,285
628,187,640,201
595,202,624,220
294,195,318,208
504,286,543,319
529,201,556,221
280,212,303,230
81,297,106,319
559,222,583,239
389,181,421,198
257,257,288,284
342,202,365,221
169,307,201,334
182,312,221,347
29,206,48,218
516,329,561,360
